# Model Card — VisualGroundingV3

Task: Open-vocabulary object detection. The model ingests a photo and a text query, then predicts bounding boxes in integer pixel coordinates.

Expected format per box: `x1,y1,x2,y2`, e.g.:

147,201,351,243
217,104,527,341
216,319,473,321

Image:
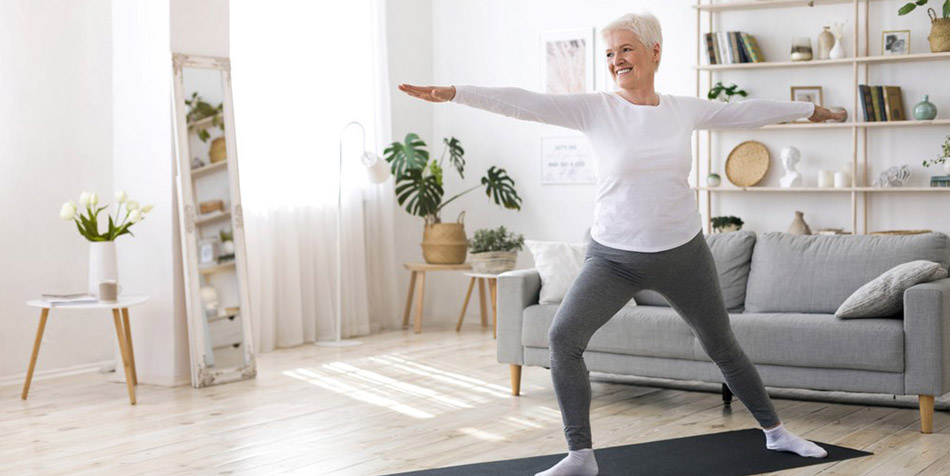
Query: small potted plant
922,134,950,175
707,82,748,103
467,226,525,274
898,0,950,53
711,215,744,233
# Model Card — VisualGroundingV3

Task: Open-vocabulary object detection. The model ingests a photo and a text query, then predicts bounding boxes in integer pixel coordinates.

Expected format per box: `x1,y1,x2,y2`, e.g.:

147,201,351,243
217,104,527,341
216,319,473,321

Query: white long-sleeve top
451,86,815,252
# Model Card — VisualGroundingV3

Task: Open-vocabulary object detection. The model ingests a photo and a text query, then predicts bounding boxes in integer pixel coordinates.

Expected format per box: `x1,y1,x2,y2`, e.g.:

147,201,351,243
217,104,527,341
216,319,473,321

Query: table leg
21,308,50,400
489,278,498,339
121,308,137,386
414,271,426,334
402,271,417,329
112,309,137,405
456,277,476,332
478,278,488,327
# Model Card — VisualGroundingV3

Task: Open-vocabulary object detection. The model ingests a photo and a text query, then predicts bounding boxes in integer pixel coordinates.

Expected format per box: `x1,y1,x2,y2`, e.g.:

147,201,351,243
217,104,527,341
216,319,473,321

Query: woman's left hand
808,106,846,123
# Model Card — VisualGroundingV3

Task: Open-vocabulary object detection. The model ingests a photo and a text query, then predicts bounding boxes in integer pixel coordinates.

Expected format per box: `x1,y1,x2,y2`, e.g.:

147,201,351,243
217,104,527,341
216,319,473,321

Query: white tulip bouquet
60,191,153,241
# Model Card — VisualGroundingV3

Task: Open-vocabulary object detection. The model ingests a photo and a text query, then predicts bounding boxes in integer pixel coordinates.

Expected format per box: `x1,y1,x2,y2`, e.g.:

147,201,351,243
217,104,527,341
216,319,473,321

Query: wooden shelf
191,160,228,179
187,113,221,130
709,119,950,131
195,210,231,226
695,52,950,71
694,0,885,12
199,261,236,275
694,186,950,192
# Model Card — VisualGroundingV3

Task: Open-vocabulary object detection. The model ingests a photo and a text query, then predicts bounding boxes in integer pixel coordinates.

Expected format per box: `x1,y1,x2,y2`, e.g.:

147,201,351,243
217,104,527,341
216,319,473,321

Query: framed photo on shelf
882,30,910,56
540,28,594,94
790,86,823,122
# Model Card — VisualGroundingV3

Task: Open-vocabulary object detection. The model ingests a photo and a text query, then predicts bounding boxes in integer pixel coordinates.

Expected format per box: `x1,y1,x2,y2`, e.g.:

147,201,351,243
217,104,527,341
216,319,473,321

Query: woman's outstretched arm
397,83,594,132
689,96,847,129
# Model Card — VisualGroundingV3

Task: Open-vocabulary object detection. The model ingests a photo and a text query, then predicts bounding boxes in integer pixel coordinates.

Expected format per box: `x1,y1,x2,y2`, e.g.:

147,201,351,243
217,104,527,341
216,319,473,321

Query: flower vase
89,241,118,297
829,38,846,59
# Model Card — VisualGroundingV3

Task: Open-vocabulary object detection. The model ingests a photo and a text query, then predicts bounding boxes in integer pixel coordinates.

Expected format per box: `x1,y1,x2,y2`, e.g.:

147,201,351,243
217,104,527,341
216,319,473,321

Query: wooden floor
3,324,949,475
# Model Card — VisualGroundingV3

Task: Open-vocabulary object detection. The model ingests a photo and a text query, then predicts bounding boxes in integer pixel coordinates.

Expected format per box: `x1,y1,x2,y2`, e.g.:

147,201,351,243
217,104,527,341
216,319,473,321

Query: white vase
89,241,118,297
829,38,846,59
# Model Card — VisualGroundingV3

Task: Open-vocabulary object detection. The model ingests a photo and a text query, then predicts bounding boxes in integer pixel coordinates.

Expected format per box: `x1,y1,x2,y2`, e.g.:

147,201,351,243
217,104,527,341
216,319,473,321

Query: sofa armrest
904,277,950,396
496,269,541,365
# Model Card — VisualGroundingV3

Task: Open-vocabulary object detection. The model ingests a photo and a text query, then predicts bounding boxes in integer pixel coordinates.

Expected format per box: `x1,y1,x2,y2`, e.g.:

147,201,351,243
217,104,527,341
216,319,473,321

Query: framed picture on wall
540,28,595,94
882,30,910,55
541,136,595,184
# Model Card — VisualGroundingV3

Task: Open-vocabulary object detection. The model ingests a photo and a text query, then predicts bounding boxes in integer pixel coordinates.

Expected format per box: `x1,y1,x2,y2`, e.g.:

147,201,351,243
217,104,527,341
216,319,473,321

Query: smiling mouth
615,68,632,76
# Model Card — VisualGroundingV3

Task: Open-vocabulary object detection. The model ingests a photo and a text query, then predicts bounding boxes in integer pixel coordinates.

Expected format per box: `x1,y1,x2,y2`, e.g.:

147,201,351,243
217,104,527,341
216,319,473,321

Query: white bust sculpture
780,146,803,188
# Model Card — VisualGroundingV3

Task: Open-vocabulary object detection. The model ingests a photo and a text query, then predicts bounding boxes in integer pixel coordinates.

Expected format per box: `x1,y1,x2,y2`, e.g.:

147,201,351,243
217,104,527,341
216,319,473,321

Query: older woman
399,12,841,476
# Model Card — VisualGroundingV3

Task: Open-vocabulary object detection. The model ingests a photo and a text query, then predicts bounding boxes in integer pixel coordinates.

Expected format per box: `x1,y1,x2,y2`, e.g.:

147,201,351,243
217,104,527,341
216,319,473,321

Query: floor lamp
315,121,391,347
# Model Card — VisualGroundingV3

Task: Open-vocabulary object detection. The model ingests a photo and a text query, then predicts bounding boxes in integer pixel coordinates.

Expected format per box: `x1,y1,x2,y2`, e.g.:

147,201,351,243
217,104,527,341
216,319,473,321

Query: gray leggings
548,230,780,450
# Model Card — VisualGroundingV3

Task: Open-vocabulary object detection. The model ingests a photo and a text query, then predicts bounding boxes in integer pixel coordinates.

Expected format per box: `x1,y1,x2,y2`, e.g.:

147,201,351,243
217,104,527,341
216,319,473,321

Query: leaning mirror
171,53,256,387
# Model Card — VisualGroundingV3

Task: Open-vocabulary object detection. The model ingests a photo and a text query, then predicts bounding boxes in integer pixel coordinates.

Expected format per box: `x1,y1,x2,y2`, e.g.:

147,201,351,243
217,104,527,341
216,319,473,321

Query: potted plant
384,133,522,264
707,82,748,103
59,191,153,296
185,92,227,165
468,226,525,274
922,134,950,175
711,215,744,233
898,0,950,52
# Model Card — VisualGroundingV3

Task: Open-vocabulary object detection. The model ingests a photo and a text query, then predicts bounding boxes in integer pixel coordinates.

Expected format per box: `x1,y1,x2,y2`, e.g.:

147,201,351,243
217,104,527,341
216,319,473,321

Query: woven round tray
725,141,770,187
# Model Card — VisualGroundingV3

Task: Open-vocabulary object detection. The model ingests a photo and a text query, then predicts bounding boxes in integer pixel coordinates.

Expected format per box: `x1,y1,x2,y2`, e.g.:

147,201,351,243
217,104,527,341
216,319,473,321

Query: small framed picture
540,28,595,94
790,86,823,106
882,30,910,56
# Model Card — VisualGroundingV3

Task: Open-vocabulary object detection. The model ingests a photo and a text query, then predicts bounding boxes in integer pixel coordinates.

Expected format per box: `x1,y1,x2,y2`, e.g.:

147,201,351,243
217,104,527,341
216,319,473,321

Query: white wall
0,0,115,384
387,0,950,327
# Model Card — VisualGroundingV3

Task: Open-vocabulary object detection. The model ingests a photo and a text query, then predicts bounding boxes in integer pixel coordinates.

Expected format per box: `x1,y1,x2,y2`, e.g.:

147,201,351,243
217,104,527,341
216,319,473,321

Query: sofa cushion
745,232,950,314
718,313,904,372
522,304,697,360
523,240,588,305
521,304,904,373
836,260,949,318
635,230,756,312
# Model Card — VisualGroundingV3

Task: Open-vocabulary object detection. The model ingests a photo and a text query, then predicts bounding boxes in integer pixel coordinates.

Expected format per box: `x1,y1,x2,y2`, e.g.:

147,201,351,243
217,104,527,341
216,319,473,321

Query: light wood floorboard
2,324,947,475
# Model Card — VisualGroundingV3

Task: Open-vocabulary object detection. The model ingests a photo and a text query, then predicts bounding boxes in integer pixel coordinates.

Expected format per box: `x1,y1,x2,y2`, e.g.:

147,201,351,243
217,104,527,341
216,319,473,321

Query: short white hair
601,12,663,71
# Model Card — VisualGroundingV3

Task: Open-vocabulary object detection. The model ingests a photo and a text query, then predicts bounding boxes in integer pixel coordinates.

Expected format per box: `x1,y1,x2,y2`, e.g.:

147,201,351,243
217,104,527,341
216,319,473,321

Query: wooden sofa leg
510,364,522,396
722,383,733,406
919,395,934,434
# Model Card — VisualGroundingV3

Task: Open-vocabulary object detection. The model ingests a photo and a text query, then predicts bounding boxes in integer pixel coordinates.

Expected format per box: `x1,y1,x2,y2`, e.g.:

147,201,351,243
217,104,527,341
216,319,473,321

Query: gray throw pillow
835,260,949,319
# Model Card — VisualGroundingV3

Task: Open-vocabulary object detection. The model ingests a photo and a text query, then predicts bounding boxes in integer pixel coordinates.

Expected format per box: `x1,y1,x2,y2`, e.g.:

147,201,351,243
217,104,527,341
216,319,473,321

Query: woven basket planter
421,212,468,264
469,251,518,274
929,15,950,52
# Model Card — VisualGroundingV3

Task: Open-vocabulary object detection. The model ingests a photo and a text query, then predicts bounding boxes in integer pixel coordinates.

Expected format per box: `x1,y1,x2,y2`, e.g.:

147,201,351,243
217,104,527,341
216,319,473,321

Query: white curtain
231,0,399,351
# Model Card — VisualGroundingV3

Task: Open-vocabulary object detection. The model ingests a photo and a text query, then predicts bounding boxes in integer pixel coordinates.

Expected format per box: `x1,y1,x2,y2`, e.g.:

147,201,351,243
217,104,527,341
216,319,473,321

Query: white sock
764,424,828,458
535,448,599,476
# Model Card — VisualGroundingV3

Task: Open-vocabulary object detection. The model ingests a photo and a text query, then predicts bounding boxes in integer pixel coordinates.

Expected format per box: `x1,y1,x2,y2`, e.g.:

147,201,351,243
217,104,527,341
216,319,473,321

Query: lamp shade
361,151,391,184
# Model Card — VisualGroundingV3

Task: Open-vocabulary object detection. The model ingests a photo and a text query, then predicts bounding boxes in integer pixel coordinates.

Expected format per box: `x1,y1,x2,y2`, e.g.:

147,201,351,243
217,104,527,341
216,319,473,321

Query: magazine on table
40,293,99,305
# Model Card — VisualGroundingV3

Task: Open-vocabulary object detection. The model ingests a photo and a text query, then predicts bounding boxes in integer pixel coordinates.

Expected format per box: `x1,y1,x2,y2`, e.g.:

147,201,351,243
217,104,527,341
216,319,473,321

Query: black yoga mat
382,428,871,476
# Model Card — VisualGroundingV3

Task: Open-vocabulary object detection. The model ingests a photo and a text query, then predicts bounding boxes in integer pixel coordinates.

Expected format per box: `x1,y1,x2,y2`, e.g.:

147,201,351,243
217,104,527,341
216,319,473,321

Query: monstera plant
384,133,522,225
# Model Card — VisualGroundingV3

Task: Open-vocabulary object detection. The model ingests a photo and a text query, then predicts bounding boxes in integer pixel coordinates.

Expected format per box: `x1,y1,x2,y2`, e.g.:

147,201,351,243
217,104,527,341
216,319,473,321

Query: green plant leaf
917,0,930,6
75,219,89,240
944,0,949,18
384,133,429,180
107,215,115,241
899,3,917,14
480,166,522,211
395,168,443,218
443,137,465,179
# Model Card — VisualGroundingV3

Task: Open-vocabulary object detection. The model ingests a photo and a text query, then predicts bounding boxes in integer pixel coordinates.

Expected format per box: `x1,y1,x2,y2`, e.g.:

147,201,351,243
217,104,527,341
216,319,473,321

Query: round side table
23,296,150,405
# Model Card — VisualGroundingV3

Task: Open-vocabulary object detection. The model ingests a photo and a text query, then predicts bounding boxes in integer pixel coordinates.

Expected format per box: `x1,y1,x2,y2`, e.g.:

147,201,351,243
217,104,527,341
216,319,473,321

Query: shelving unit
693,0,950,234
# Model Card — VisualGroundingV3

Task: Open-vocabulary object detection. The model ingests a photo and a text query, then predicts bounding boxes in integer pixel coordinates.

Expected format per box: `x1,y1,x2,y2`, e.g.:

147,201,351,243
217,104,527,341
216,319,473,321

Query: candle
818,170,834,188
834,171,850,188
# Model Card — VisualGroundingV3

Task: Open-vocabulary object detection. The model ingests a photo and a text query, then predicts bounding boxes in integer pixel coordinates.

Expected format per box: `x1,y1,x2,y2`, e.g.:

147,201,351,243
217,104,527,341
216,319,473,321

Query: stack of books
930,175,950,187
704,31,764,65
858,85,906,122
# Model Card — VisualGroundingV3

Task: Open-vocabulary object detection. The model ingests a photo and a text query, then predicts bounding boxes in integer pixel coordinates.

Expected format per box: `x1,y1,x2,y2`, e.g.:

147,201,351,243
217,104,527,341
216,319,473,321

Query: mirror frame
171,53,257,388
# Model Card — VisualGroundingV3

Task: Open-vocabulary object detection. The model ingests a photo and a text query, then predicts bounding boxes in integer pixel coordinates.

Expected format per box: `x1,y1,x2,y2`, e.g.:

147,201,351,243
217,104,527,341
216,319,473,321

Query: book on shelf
859,84,905,122
932,175,950,187
40,293,98,305
705,31,763,64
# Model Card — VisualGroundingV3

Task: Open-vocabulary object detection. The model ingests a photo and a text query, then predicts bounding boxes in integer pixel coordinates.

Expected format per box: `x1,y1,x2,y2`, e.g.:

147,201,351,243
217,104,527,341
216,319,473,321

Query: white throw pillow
524,239,636,307
835,260,948,319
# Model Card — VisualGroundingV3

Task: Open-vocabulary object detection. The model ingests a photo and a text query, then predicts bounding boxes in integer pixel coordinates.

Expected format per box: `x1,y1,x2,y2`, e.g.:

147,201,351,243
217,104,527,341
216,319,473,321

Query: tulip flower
90,192,99,206
59,201,76,220
126,200,140,212
79,192,91,207
129,209,142,223
115,191,127,204
141,204,153,214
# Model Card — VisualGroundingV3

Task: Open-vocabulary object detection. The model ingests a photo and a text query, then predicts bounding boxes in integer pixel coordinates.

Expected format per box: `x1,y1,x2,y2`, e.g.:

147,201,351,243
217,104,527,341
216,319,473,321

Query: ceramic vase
787,211,812,235
89,241,118,297
829,37,847,59
817,27,834,59
914,95,938,120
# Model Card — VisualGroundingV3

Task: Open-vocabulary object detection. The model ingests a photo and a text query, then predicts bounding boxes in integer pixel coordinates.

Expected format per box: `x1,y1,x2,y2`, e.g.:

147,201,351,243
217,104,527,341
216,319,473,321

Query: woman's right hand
398,84,456,103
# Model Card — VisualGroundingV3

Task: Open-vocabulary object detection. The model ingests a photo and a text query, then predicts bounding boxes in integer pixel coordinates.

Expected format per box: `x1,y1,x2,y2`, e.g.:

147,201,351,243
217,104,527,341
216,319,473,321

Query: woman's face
604,29,658,89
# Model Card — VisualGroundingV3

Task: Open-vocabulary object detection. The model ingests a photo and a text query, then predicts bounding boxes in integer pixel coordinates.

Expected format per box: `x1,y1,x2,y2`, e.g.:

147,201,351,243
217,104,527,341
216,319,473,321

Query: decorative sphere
707,173,721,187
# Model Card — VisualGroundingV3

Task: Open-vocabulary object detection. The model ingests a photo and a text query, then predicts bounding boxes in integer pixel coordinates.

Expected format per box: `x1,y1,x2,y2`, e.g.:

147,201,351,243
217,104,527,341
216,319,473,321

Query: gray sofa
497,231,950,433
